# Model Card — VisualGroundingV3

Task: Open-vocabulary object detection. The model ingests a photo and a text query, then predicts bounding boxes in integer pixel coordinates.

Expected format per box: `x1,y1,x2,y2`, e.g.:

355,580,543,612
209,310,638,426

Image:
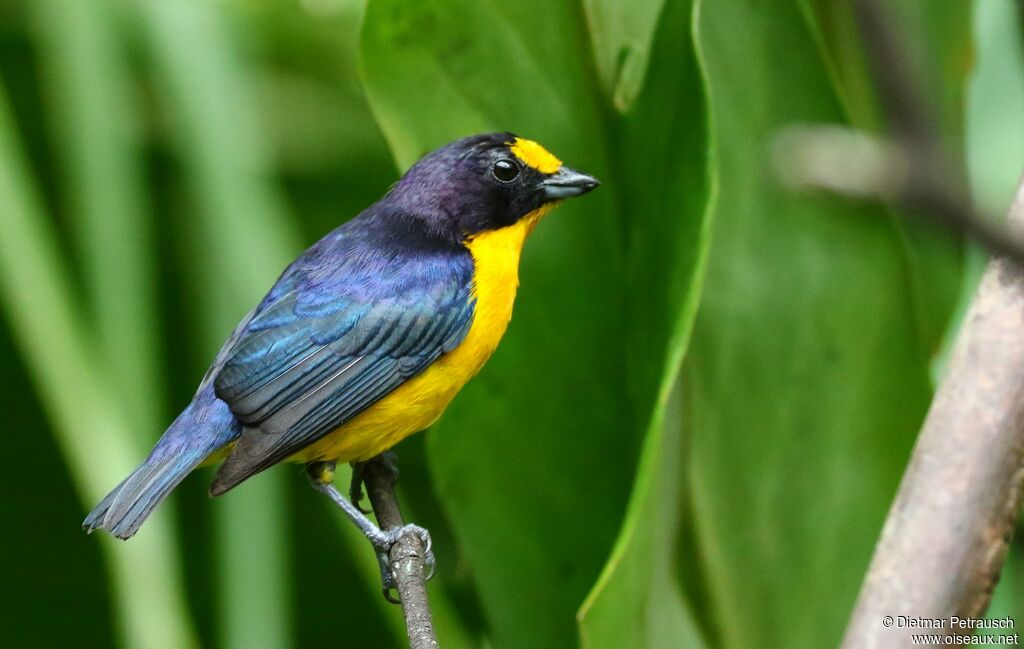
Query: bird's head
386,132,599,239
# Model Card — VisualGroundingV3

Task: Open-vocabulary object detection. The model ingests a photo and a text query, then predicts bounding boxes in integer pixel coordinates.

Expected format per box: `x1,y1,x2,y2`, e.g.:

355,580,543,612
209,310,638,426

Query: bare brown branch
827,1,1024,644
362,457,439,649
772,1,1024,645
841,178,1024,648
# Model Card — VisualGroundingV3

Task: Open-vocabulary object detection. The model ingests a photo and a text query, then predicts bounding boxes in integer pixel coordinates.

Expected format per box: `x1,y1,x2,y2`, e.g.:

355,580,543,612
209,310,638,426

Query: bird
82,132,599,590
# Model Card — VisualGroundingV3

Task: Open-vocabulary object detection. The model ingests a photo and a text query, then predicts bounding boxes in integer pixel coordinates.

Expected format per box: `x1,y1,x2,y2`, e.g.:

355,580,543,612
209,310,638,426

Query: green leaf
578,382,706,649
362,5,627,647
582,0,665,112
362,0,714,645
804,0,971,353
684,2,968,647
577,0,714,646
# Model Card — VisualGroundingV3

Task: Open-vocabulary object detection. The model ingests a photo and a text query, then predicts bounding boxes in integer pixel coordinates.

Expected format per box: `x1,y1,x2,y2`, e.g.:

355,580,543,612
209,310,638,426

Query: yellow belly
294,206,549,464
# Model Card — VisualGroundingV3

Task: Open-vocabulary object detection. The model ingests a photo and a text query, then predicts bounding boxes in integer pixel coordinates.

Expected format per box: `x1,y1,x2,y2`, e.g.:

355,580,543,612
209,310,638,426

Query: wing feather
209,240,474,494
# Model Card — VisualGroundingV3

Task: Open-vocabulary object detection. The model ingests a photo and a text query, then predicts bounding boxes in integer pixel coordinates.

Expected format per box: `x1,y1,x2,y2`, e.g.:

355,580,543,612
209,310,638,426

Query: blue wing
209,224,475,493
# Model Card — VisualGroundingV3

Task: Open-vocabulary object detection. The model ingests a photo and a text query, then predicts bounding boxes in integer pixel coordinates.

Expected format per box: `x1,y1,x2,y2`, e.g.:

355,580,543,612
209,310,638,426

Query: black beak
541,166,600,200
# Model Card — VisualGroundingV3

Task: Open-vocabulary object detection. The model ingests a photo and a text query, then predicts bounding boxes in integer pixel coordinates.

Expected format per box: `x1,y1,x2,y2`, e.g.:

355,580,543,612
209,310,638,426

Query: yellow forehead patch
509,137,562,174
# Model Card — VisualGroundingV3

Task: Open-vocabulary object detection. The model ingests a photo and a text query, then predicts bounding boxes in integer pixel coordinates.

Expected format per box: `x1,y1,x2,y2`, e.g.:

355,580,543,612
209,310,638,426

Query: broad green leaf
0,82,199,649
577,0,714,646
804,0,970,352
579,380,706,649
805,0,971,155
582,0,665,111
362,0,712,645
684,1,966,647
892,2,972,352
363,4,627,647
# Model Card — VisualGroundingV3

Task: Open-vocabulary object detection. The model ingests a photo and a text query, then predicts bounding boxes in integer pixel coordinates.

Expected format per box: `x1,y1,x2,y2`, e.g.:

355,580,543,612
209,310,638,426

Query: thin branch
850,0,936,146
362,457,439,649
841,177,1024,648
771,0,1024,645
773,0,1024,268
772,125,1024,266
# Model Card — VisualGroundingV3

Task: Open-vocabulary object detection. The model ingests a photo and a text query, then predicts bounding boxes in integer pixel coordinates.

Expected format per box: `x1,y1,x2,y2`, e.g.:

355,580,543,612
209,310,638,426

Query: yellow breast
296,206,551,464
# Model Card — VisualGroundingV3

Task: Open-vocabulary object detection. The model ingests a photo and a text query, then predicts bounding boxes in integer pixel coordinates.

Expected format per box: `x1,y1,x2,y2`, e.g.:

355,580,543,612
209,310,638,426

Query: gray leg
306,460,433,599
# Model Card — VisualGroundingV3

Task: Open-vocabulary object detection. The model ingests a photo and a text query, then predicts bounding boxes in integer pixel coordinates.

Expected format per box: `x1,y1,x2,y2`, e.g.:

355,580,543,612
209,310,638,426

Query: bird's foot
309,454,430,602
370,523,435,603
348,462,372,514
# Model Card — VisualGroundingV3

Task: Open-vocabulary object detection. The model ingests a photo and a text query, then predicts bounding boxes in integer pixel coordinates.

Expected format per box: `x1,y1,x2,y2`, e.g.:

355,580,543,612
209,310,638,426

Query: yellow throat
296,203,554,464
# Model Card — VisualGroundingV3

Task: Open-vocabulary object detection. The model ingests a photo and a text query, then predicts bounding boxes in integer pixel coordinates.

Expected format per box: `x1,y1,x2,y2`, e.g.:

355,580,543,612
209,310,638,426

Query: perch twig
362,456,439,649
773,0,1024,645
772,0,1024,267
842,178,1024,647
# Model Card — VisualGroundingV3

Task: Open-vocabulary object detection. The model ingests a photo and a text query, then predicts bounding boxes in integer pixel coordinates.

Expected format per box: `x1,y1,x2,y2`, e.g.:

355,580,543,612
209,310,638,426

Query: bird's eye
491,159,520,183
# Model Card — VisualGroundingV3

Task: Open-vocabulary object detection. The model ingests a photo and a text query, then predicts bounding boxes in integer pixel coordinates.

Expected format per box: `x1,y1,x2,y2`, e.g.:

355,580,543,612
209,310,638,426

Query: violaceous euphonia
83,133,598,589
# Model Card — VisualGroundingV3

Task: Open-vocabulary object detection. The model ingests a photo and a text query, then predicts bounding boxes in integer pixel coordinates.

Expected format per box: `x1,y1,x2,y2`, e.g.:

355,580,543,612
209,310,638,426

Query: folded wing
210,250,474,494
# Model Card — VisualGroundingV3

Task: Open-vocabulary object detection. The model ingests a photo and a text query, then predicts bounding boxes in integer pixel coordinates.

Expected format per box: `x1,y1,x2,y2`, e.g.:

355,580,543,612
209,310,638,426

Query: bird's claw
348,471,372,515
371,523,435,604
347,462,373,514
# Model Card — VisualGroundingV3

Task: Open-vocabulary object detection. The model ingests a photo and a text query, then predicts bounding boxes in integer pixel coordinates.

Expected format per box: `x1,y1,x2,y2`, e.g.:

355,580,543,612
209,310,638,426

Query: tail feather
82,476,128,531
83,453,204,539
82,385,241,539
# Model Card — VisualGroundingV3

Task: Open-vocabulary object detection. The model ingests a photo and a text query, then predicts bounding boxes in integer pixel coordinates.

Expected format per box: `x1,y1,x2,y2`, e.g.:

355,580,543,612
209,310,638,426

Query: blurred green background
0,1,1022,648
